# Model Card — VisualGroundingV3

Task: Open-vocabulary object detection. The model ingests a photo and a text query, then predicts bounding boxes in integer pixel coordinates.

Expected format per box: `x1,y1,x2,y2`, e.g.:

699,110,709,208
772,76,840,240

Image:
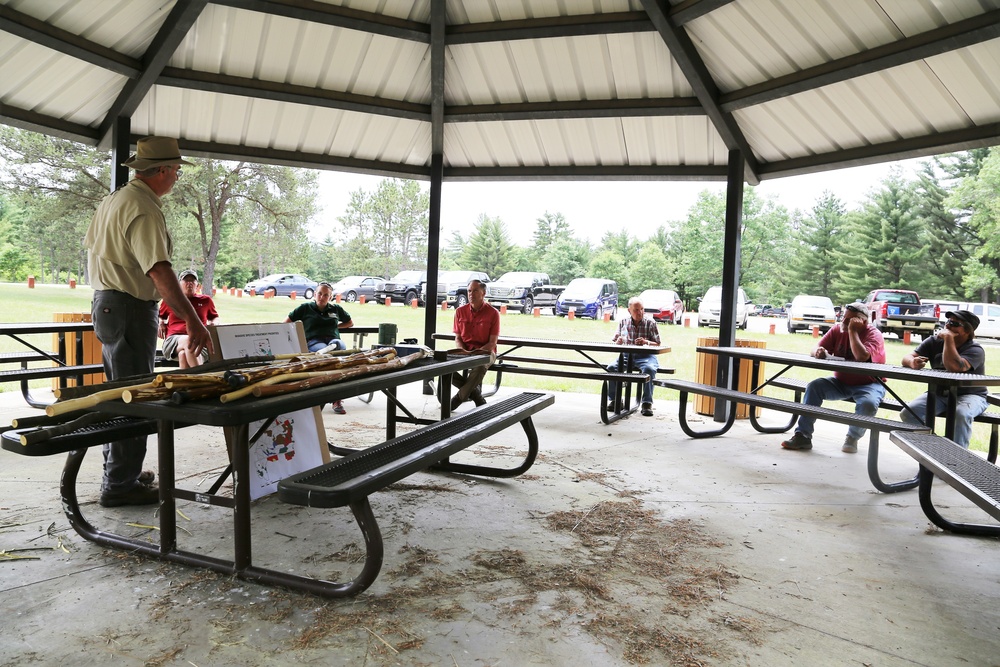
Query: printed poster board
210,322,329,500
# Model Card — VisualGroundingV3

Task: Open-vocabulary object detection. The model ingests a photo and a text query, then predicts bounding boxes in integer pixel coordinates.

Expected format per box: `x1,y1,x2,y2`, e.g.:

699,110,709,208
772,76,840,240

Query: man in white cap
900,309,989,448
780,301,886,454
84,136,213,507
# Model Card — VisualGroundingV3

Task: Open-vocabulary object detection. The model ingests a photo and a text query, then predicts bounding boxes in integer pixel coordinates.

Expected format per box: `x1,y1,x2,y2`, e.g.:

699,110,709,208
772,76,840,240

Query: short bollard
500,305,507,315
568,307,576,320
249,288,256,296
290,290,296,300
684,315,691,327
769,323,776,335
603,311,611,322
385,297,392,306
903,330,912,345
237,290,242,298
335,293,341,303
533,307,540,317
213,288,217,297
69,279,76,289
359,295,366,304
812,325,819,337
27,276,35,288
411,298,419,308
441,301,448,310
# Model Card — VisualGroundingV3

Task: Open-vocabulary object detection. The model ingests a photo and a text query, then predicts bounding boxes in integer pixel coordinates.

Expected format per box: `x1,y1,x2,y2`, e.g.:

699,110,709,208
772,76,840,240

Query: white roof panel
2,0,999,180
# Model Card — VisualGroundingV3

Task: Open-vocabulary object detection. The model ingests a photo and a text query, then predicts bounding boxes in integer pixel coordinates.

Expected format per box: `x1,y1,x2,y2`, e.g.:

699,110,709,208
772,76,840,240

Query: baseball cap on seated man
178,269,198,281
844,302,868,318
945,310,980,331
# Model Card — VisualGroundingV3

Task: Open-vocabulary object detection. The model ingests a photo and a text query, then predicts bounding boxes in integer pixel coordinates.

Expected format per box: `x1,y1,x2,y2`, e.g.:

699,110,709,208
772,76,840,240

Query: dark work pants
92,290,158,493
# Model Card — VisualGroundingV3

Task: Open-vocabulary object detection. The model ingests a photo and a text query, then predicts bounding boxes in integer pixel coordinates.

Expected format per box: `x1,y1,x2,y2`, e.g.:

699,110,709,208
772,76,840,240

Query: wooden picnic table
433,333,671,423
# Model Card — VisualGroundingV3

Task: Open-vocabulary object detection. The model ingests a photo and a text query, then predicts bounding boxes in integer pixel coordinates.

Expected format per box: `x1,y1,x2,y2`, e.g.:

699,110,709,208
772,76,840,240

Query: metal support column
111,117,130,192
422,0,445,353
714,150,745,421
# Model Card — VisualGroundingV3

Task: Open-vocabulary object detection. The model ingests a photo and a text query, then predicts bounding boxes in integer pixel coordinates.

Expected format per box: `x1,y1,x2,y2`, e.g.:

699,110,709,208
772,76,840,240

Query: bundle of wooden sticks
41,347,429,418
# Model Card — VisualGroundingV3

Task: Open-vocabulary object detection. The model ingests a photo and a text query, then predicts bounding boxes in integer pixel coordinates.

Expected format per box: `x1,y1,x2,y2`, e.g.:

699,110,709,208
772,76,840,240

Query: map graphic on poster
211,323,327,500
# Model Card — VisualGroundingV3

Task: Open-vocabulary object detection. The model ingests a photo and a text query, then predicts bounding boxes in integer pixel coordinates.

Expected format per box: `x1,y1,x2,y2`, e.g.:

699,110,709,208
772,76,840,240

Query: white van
958,302,1000,339
697,286,749,329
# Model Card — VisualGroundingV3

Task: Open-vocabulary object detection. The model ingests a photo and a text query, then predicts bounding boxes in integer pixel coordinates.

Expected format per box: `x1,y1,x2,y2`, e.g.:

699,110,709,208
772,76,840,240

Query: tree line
1,126,998,308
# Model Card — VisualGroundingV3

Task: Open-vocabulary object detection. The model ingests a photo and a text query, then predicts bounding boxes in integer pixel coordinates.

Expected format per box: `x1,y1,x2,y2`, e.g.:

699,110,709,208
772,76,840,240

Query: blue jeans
308,337,345,352
92,290,158,493
795,377,885,441
607,353,658,406
900,392,989,449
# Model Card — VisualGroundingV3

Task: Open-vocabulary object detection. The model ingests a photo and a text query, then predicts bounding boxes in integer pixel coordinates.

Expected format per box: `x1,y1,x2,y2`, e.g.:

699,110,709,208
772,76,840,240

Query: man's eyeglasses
945,319,966,329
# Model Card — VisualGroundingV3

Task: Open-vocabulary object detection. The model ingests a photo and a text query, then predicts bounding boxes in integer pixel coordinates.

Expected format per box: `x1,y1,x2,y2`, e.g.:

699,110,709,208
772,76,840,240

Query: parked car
761,304,789,317
862,289,937,339
243,273,317,298
786,294,838,333
696,286,749,329
328,275,381,302
375,270,426,305
754,304,771,316
954,301,1000,338
555,278,618,319
487,271,565,313
422,270,491,307
638,288,684,324
919,298,961,328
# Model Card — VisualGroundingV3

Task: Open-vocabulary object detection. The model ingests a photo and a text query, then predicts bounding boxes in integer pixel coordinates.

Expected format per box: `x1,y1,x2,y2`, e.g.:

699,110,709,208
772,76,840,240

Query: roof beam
640,0,760,184
213,0,430,42
158,67,430,121
0,102,100,145
0,5,139,77
443,164,729,181
174,137,431,180
722,9,1000,112
446,97,703,122
759,122,1000,180
96,0,208,147
669,0,736,26
447,12,653,44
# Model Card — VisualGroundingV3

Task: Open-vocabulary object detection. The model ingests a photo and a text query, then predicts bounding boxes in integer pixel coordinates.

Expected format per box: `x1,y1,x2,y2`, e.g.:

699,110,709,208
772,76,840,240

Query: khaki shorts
161,334,208,362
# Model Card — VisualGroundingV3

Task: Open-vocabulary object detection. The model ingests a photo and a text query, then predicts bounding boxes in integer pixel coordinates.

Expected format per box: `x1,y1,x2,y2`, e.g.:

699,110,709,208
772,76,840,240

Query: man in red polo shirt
451,279,500,410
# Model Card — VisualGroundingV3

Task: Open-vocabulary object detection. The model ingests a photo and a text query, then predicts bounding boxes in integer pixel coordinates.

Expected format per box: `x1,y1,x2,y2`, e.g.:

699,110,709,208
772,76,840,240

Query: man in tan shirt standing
85,136,212,507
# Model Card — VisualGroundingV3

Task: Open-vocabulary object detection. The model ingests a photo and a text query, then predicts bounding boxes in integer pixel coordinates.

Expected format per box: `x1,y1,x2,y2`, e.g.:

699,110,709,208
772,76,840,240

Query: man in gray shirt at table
781,302,886,454
899,309,989,449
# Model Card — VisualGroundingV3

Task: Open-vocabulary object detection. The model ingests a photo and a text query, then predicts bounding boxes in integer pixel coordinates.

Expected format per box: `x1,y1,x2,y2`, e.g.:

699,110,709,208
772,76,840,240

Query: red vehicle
862,289,938,339
638,289,685,324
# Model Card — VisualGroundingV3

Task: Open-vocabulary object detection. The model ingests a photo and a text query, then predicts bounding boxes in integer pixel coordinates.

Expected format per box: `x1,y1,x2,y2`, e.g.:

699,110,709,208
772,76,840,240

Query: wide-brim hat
946,309,980,331
121,136,192,170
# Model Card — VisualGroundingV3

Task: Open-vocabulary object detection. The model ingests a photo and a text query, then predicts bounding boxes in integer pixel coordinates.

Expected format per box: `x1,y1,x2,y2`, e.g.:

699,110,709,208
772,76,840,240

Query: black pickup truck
486,271,565,314
862,289,939,339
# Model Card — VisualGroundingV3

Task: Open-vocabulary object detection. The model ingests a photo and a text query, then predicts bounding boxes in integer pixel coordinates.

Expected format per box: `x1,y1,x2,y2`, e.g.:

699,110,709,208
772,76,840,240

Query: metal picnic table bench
432,332,671,424
1,352,553,597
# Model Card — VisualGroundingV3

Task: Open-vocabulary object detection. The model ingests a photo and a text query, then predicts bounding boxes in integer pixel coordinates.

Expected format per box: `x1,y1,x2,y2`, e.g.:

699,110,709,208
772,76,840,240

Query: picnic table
660,345,1000,493
0,321,104,408
2,352,554,596
432,333,671,423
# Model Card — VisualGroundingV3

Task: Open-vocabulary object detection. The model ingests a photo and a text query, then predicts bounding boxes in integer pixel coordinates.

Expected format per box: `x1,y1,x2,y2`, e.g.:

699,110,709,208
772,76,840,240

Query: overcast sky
310,157,924,246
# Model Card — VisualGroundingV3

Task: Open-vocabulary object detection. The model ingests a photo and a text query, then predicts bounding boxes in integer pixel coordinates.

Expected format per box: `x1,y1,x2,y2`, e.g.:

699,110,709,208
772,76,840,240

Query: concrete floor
1,383,999,667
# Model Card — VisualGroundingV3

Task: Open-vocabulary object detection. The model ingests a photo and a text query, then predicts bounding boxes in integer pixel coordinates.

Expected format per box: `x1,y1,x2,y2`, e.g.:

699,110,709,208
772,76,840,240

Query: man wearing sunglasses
781,301,886,454
900,310,989,448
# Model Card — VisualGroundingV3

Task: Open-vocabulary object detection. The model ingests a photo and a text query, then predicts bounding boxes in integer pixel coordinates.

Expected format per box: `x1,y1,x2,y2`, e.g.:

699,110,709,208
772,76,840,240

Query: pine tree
790,191,846,298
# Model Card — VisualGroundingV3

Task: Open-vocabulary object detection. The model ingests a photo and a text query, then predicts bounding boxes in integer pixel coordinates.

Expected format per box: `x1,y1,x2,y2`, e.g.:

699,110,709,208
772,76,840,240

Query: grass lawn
3,282,998,451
